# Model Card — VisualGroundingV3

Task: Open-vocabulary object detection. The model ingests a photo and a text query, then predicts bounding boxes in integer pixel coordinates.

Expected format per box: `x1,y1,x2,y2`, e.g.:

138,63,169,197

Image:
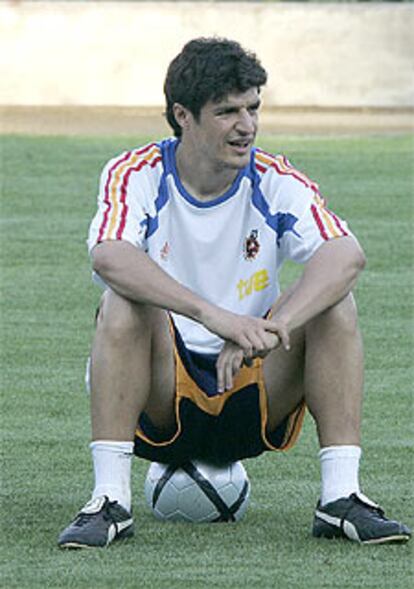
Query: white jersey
88,138,351,354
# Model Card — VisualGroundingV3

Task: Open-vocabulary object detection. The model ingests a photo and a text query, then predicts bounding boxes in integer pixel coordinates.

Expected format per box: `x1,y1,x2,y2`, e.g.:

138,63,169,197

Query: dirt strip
1,106,413,136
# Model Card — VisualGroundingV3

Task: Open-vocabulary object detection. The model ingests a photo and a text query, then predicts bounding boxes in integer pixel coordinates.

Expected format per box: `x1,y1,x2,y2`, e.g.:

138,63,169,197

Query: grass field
1,132,413,588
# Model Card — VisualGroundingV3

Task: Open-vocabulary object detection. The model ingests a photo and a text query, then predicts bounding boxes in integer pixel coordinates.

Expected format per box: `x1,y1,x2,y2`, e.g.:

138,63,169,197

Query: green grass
1,133,413,588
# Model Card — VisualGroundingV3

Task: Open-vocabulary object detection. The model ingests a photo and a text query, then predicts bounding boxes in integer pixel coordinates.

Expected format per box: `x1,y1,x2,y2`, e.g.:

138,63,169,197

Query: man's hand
202,306,293,393
201,307,282,357
216,330,281,393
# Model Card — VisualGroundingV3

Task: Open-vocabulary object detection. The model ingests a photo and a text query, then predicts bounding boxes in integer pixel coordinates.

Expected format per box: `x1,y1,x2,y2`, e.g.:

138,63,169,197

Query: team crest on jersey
160,241,170,261
243,229,260,261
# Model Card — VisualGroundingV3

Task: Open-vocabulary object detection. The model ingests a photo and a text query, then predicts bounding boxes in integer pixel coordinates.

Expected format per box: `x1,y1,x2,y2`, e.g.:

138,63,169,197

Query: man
58,38,411,548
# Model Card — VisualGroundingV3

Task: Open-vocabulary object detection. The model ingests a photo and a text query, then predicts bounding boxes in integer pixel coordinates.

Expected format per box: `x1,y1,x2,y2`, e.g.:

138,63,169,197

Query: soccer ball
144,460,250,523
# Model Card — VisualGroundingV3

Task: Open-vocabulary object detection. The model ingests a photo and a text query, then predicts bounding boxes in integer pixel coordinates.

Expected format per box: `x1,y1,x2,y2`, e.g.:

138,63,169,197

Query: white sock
90,440,134,512
319,445,361,506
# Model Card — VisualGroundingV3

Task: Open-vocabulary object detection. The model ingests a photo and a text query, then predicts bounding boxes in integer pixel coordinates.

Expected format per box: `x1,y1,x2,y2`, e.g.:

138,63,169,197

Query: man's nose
235,108,256,134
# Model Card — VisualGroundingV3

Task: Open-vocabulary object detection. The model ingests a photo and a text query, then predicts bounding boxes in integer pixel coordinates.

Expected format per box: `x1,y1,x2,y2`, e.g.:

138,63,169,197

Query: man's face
182,87,260,171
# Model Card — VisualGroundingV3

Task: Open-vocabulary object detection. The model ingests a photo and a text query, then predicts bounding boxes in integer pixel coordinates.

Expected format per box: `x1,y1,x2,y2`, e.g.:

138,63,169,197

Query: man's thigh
97,289,177,431
262,327,306,432
144,310,176,431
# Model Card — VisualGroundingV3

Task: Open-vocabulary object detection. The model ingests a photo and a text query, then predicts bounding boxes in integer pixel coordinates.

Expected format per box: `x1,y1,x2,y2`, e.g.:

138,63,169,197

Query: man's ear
172,103,192,133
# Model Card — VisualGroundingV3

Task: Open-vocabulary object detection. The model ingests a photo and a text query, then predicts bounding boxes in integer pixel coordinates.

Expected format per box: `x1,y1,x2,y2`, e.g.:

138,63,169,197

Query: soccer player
58,38,411,548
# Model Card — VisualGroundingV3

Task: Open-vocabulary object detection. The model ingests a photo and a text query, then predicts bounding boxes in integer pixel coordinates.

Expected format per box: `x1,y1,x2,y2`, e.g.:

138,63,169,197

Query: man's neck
175,143,239,202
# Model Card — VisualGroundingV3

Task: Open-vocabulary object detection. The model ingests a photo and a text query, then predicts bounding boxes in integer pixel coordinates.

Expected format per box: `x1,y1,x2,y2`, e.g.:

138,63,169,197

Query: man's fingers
226,352,243,390
217,349,233,393
262,319,291,351
224,358,234,391
216,354,225,393
238,335,253,358
217,346,244,392
260,318,280,332
276,327,290,351
217,314,291,394
239,325,276,356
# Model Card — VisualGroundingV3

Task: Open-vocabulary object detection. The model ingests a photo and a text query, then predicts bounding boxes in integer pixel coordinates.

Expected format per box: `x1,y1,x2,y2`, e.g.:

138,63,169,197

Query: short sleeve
271,177,351,264
87,144,162,254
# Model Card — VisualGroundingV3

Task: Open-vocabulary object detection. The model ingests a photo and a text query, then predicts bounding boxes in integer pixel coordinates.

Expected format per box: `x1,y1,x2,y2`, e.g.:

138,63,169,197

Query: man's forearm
92,240,213,323
272,236,366,332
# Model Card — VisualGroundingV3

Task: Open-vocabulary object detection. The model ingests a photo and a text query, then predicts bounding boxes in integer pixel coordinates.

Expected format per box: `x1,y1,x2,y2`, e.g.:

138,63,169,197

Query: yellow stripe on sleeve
105,147,160,240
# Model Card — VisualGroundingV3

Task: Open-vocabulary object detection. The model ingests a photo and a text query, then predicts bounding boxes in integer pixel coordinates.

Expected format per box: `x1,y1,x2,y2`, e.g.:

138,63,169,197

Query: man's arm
269,235,366,345
216,235,366,391
91,240,279,354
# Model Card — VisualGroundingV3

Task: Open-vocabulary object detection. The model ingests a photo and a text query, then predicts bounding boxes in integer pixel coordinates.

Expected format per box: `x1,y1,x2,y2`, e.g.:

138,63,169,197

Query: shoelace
350,495,386,521
74,508,111,527
356,495,384,512
74,513,95,527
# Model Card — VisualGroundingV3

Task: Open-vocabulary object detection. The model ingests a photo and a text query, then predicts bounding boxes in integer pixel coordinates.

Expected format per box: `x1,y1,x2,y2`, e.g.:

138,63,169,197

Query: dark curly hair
164,37,267,137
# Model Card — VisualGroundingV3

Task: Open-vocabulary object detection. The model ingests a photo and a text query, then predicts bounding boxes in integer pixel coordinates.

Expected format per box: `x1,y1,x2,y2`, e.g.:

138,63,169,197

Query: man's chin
225,152,251,170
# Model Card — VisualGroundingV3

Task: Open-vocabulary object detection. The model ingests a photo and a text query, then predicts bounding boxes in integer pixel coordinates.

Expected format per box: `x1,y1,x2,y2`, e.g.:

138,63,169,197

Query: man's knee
96,290,152,344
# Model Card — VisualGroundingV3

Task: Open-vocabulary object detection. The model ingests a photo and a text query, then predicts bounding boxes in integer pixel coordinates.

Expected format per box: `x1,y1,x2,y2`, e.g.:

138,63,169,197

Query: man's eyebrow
213,99,261,112
212,102,235,110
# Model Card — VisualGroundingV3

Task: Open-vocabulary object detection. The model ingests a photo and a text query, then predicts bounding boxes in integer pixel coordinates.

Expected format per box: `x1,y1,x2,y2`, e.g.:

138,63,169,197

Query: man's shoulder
253,148,319,194
100,139,173,180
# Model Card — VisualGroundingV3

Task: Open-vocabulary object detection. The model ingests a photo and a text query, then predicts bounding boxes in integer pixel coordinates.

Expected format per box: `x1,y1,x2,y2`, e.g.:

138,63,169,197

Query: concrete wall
1,1,413,108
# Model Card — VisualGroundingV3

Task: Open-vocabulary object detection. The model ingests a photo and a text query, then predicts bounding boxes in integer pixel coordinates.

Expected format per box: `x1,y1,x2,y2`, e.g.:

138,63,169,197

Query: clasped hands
214,314,291,393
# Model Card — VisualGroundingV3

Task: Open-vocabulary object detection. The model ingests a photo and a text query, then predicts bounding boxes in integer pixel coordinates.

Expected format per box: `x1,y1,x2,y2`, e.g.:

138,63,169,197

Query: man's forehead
210,88,260,108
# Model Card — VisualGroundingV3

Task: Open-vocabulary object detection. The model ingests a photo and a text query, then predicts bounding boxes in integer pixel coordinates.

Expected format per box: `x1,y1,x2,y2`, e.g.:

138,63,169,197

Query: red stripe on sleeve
329,210,349,237
255,161,267,174
270,161,312,191
116,155,162,240
97,144,158,243
255,151,317,192
311,204,329,241
97,151,132,243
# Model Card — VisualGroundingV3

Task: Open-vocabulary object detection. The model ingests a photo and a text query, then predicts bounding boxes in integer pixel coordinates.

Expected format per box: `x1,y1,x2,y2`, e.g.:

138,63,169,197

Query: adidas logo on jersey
160,241,170,261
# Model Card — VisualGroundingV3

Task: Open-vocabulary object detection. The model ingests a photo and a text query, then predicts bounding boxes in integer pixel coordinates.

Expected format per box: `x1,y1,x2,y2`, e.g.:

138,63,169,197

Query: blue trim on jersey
146,142,170,238
248,150,302,246
163,137,249,209
160,137,177,176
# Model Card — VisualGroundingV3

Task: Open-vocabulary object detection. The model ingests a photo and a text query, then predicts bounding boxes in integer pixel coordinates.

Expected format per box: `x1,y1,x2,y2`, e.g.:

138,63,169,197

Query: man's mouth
227,138,252,152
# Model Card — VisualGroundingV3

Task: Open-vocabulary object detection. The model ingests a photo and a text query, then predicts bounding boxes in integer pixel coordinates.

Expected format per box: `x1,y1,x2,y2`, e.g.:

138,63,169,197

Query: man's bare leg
90,289,175,442
264,293,363,503
264,293,362,442
304,293,363,448
263,292,411,542
88,289,175,511
304,293,364,506
58,290,176,548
